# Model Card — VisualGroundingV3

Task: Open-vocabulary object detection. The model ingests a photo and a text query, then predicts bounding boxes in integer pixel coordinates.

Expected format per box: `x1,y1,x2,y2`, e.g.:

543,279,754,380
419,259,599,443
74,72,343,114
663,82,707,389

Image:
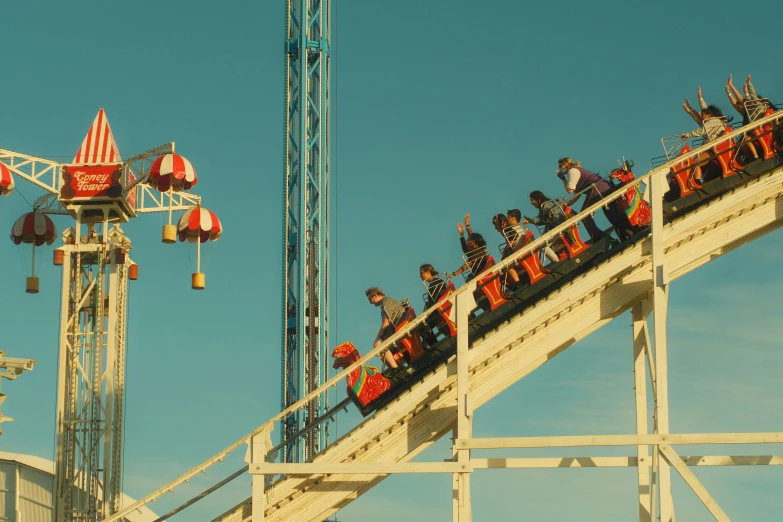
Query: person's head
529,190,550,208
466,232,486,249
557,157,580,174
419,263,439,281
702,105,723,119
365,287,385,305
492,213,508,232
507,209,521,225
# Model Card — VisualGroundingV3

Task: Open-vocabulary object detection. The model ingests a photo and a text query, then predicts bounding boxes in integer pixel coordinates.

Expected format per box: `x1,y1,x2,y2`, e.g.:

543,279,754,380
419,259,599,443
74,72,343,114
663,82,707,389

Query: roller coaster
100,103,783,522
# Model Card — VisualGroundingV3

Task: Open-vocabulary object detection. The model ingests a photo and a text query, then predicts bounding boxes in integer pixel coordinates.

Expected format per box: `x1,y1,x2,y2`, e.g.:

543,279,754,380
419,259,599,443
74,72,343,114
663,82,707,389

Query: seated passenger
449,232,489,281
558,157,628,241
680,105,728,187
522,193,564,263
366,286,406,369
420,263,448,307
725,75,760,160
457,213,474,254
420,263,455,339
491,214,522,287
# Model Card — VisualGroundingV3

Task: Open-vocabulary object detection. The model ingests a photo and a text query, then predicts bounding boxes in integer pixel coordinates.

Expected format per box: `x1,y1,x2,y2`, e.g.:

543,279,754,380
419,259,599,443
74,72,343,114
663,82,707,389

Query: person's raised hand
464,213,471,226
457,222,464,235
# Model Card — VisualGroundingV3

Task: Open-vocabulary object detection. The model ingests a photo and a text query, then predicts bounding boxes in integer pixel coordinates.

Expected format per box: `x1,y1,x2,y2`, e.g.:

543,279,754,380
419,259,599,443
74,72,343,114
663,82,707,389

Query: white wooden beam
633,300,652,522
455,290,473,522
659,445,731,522
455,432,783,449
251,462,469,475
251,427,272,522
469,456,783,469
650,172,674,522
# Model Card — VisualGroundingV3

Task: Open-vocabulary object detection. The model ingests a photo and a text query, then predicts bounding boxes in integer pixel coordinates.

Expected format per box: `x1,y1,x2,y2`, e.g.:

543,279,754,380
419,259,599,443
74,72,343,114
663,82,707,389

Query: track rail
213,163,783,521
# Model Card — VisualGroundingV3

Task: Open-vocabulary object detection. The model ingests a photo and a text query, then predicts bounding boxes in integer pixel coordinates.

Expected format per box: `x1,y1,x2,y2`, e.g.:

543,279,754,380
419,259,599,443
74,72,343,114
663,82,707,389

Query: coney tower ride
280,0,331,462
0,110,220,521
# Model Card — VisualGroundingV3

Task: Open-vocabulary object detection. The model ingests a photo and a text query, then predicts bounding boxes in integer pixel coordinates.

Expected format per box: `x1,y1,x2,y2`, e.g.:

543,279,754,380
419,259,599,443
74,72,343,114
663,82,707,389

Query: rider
449,231,489,281
557,157,623,240
519,197,561,263
367,287,406,369
420,264,448,307
681,105,728,188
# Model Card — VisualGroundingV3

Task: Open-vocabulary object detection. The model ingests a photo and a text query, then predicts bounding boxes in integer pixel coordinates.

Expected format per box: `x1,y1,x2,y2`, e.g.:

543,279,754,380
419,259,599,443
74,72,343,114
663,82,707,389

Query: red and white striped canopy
177,207,222,244
148,153,198,192
0,163,14,196
74,109,122,164
11,212,57,246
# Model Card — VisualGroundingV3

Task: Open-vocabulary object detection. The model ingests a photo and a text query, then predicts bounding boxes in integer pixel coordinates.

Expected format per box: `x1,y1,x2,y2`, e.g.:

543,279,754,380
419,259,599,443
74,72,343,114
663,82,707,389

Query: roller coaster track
104,113,783,522
213,154,783,519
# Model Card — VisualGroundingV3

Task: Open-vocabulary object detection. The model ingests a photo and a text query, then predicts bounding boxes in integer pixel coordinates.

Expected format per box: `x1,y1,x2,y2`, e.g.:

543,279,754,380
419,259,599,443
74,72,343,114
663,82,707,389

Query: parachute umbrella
10,211,57,293
147,153,199,243
0,163,14,196
176,206,221,290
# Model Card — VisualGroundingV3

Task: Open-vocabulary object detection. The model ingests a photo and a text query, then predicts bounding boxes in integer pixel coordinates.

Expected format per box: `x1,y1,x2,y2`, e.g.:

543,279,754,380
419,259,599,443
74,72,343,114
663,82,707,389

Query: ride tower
1,109,220,521
280,0,331,463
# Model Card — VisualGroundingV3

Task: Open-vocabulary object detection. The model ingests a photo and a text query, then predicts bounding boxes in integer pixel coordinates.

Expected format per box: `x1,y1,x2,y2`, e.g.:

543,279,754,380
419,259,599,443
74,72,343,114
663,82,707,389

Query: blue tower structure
281,0,331,463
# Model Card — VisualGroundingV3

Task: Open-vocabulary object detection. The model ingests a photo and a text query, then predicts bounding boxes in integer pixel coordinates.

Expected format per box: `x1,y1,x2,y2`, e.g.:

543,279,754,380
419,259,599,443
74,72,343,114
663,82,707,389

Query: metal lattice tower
54,219,132,520
281,0,331,463
2,109,215,521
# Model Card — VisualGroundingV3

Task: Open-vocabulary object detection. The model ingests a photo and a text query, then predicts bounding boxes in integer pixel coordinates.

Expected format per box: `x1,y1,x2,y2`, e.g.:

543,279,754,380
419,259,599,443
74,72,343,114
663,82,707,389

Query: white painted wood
633,300,652,522
205,167,783,522
251,462,469,475
455,290,473,522
468,456,783,469
455,432,783,449
251,429,271,522
659,445,731,522
650,172,674,522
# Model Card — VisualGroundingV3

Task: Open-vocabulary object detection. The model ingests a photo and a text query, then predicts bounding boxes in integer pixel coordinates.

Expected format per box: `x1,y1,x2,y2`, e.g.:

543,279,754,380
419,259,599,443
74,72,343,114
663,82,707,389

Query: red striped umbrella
177,207,222,244
0,163,14,196
148,153,198,192
11,212,57,246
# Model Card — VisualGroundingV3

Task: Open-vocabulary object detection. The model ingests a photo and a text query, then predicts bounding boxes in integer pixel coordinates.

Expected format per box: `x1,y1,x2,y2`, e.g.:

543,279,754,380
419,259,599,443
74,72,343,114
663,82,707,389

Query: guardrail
104,107,782,522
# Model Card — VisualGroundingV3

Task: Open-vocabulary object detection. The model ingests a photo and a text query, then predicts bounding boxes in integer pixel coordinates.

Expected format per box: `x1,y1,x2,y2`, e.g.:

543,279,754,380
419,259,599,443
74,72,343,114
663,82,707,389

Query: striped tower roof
73,108,122,164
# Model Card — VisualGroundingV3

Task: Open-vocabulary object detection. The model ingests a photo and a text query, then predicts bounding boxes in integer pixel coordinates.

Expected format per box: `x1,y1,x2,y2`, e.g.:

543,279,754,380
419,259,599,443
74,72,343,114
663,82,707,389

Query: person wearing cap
366,287,406,369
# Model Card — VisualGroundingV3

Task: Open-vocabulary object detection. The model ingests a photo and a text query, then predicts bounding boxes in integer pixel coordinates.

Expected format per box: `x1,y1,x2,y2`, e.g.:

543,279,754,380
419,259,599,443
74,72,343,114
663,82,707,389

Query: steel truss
1,139,204,521
54,213,132,521
281,0,331,463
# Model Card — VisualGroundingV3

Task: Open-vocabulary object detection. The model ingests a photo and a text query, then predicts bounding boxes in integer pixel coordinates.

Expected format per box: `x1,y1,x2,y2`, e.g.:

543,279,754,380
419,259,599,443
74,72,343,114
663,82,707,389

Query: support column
650,174,674,522
453,291,472,522
632,300,652,522
251,426,272,522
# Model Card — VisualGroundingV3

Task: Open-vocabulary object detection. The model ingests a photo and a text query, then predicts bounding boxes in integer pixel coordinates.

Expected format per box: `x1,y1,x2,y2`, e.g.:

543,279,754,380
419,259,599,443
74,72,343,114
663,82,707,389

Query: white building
0,452,157,522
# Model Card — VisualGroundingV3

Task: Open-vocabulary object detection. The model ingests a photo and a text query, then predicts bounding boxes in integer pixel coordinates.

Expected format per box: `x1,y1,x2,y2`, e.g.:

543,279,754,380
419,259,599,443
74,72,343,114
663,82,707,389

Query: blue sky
1,1,782,520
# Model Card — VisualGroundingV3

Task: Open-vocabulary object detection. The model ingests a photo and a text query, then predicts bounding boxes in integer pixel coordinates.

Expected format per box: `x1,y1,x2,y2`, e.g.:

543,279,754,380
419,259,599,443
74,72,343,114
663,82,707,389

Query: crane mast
281,0,331,462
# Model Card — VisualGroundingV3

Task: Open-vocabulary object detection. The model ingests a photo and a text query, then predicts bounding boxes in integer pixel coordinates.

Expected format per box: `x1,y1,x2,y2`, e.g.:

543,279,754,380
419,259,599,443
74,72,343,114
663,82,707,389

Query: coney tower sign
0,109,214,521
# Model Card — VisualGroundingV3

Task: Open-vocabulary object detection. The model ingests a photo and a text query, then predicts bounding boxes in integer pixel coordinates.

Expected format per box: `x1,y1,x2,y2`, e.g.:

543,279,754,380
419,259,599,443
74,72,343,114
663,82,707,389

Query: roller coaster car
751,108,778,160
475,256,507,311
332,341,391,412
422,280,457,340
390,306,428,367
609,164,651,231
664,130,782,216
357,235,615,417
